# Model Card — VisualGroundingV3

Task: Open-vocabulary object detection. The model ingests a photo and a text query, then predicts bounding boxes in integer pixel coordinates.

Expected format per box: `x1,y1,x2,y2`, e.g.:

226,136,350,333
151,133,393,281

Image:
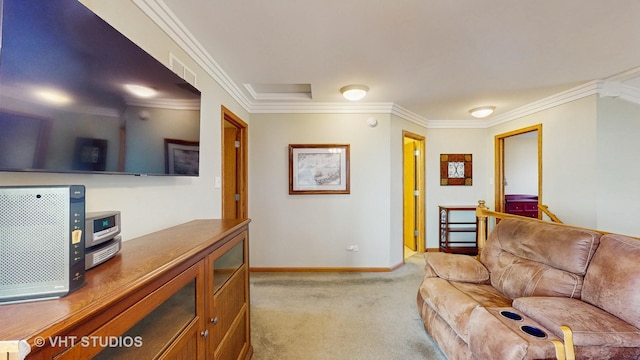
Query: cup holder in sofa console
499,310,523,321
520,325,547,339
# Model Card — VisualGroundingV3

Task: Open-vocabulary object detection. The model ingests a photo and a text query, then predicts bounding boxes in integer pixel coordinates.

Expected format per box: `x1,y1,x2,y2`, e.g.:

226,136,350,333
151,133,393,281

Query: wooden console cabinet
504,194,539,218
0,219,252,360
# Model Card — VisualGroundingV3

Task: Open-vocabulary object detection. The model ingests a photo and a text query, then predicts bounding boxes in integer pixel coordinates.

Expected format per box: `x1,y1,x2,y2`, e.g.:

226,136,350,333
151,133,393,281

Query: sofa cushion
513,297,640,347
419,277,481,342
489,251,584,299
582,234,640,329
424,252,489,283
481,218,601,299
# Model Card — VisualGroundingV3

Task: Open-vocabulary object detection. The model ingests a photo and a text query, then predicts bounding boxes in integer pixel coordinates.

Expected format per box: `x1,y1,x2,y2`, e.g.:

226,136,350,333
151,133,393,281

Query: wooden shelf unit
0,219,252,360
439,205,478,255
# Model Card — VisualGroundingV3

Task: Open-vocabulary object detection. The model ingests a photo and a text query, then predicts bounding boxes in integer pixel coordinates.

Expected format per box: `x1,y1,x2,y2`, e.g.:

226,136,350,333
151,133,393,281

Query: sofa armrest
424,252,489,283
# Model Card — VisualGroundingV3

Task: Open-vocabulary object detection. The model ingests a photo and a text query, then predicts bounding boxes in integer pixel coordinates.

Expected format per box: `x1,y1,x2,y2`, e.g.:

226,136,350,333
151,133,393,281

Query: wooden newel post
476,200,488,260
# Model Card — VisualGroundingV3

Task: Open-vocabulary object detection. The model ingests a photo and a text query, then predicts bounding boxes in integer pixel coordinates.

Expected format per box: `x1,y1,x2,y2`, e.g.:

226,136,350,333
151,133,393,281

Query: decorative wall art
440,154,472,186
289,144,350,194
72,137,108,171
165,138,199,175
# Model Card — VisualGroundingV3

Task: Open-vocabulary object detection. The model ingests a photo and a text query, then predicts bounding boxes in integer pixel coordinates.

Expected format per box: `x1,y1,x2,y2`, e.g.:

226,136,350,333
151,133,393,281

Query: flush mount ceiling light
33,88,72,105
469,106,495,118
124,84,157,98
340,84,369,101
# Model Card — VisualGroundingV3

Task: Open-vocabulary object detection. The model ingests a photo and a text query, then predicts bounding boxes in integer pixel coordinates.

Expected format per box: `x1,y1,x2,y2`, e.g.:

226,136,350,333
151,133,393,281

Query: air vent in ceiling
244,83,312,100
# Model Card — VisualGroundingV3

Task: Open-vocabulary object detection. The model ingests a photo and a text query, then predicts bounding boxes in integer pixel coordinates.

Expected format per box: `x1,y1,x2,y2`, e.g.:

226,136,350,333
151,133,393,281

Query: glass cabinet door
93,279,197,359
213,240,244,293
55,264,203,360
206,231,248,359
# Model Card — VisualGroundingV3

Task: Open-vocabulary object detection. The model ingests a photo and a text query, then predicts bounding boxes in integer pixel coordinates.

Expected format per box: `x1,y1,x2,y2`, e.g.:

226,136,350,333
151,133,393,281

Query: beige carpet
249,254,446,360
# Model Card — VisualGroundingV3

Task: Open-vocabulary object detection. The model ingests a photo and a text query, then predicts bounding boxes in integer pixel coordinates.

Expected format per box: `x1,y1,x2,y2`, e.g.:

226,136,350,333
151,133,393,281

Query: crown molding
134,1,640,129
133,0,430,124
243,84,312,101
599,80,640,104
483,80,601,128
250,102,396,114
390,104,429,127
425,119,489,129
619,83,640,104
132,0,252,112
124,97,201,111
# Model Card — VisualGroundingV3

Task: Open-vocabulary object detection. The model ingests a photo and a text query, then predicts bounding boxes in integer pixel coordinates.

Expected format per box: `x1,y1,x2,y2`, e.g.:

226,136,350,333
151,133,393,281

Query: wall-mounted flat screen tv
0,0,202,176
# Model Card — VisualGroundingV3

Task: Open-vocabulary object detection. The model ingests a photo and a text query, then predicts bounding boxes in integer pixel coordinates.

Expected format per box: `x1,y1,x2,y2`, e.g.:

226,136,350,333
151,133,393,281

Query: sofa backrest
481,218,601,300
582,234,640,329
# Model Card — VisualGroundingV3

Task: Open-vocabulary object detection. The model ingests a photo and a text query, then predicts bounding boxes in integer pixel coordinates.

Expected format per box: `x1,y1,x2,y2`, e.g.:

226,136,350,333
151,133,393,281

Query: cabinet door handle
211,317,219,324
201,329,209,338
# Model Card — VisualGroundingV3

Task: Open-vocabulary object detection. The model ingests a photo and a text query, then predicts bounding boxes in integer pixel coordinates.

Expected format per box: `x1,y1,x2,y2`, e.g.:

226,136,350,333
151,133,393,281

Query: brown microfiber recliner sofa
417,217,640,359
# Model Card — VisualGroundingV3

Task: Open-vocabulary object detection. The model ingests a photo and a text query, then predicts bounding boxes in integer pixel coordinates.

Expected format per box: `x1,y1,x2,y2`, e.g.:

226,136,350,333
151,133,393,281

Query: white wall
424,128,489,249
0,0,249,241
248,113,397,268
504,134,538,195
488,96,599,228
596,97,640,236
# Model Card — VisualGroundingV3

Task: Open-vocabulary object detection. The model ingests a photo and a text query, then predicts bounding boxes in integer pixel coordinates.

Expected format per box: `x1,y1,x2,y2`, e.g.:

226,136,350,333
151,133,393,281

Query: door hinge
234,140,241,148
414,150,420,156
414,230,419,237
413,190,420,196
235,194,240,201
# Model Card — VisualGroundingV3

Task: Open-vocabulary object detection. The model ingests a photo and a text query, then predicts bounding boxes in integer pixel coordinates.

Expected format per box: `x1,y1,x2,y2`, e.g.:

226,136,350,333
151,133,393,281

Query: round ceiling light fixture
124,84,157,98
340,84,369,101
469,106,496,118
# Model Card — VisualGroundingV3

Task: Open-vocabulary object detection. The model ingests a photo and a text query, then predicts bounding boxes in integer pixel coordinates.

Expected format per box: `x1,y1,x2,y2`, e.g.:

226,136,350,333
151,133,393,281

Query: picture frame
289,144,350,194
72,137,108,171
440,154,472,186
164,138,200,175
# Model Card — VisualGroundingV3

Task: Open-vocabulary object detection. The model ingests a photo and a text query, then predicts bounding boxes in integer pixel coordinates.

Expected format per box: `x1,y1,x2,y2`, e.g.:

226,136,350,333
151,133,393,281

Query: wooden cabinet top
0,219,250,345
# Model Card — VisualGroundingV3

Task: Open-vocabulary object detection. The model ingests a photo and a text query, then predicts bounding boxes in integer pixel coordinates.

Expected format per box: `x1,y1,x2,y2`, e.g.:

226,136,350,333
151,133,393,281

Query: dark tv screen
0,0,202,176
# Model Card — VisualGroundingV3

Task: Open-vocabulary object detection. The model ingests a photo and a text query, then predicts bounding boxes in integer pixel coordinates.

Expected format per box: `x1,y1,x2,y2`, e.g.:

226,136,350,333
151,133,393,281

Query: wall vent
169,53,197,87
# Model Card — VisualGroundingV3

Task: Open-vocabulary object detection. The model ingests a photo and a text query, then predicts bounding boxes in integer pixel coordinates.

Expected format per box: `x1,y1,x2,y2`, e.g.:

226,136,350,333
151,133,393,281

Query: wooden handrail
475,200,489,260
539,204,563,223
474,200,625,260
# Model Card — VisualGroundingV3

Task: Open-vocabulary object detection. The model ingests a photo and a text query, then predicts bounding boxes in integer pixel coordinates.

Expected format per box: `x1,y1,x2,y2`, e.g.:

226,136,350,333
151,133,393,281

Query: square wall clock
440,154,472,186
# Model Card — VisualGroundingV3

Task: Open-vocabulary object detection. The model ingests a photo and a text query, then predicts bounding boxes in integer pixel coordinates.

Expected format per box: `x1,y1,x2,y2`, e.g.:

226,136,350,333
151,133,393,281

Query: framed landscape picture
165,138,199,175
289,144,350,194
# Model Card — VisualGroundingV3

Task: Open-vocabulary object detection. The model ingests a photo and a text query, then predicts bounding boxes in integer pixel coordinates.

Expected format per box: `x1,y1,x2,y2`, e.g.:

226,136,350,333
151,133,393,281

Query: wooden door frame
402,131,425,257
221,106,248,219
494,124,542,214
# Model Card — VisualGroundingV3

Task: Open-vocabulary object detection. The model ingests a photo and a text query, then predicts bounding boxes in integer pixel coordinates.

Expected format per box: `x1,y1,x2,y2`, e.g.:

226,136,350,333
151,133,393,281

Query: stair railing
539,204,563,223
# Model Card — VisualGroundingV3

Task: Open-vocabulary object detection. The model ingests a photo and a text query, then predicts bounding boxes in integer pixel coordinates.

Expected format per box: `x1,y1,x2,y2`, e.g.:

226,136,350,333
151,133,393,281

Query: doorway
402,131,425,260
495,124,542,214
221,106,248,219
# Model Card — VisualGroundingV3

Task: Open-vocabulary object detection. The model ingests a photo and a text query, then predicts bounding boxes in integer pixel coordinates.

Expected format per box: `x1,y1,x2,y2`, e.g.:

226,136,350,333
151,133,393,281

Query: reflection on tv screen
0,0,201,176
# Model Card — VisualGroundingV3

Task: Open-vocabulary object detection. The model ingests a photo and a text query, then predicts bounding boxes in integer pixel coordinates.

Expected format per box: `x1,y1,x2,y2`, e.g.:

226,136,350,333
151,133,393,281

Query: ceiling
157,0,640,123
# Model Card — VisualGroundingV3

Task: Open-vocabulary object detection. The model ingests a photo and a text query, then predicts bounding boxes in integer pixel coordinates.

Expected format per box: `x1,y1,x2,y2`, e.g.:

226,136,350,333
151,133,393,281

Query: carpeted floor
249,254,446,360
